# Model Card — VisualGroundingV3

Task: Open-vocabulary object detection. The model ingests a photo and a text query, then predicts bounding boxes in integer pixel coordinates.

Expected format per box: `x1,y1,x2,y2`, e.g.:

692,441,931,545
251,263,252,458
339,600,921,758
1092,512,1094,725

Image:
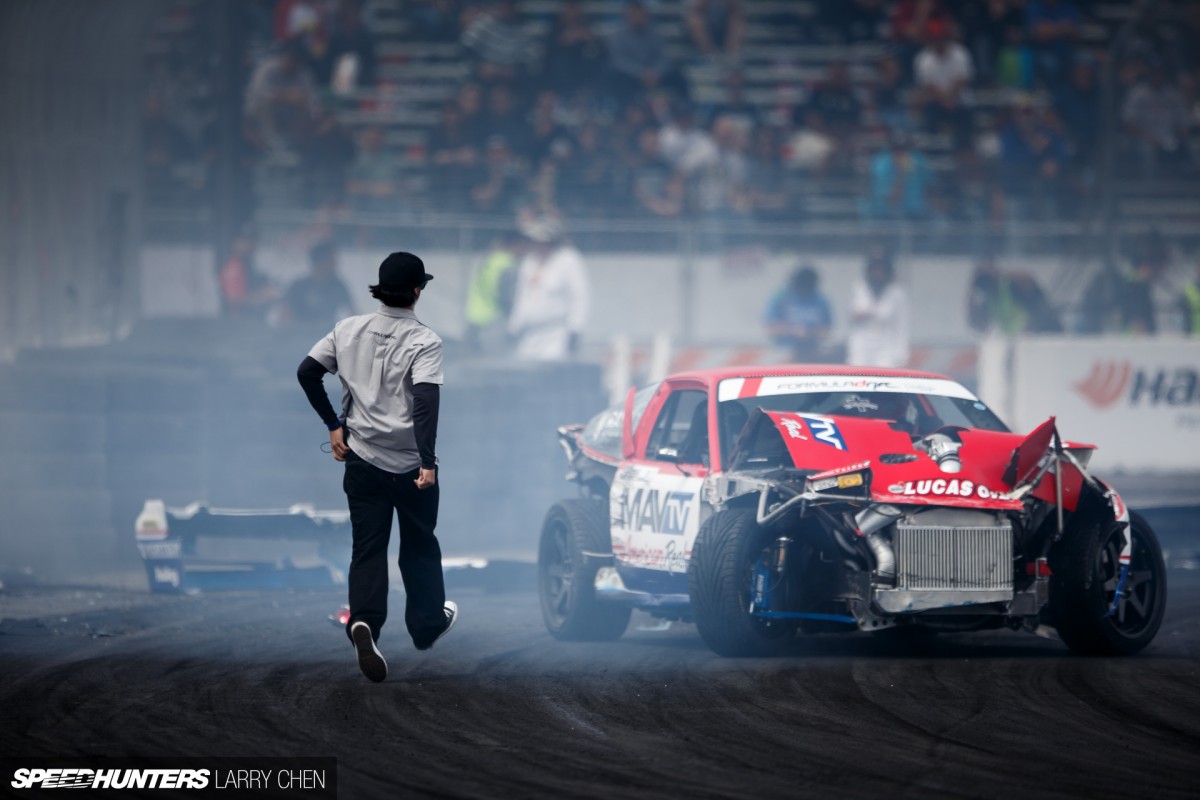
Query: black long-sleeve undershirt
412,382,439,470
297,356,341,430
296,355,440,468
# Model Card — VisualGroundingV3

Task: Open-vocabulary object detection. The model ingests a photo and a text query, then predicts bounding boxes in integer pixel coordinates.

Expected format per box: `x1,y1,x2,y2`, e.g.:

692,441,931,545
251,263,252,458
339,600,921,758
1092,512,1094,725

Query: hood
732,410,1088,511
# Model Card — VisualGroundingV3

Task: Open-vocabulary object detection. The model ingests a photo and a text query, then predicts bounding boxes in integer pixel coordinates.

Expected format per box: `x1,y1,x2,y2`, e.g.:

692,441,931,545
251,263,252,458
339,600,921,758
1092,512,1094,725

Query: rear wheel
1051,511,1167,656
538,500,631,641
688,508,791,657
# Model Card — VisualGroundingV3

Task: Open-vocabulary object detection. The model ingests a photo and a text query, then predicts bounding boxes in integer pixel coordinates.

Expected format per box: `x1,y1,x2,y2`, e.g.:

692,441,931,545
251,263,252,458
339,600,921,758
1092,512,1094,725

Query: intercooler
874,515,1015,614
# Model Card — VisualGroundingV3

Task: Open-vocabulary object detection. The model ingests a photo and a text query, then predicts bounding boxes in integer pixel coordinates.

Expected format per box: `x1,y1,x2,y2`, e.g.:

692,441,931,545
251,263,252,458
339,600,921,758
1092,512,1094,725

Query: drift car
537,366,1166,657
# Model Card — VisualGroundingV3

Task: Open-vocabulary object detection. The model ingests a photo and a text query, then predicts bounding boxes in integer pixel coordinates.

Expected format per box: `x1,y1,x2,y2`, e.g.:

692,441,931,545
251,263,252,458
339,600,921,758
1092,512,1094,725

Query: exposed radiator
893,523,1013,591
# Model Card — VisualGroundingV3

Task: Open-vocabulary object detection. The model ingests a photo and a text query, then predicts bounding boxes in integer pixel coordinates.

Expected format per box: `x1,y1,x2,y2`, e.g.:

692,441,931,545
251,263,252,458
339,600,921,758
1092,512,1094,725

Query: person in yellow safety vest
464,231,520,352
1179,260,1200,335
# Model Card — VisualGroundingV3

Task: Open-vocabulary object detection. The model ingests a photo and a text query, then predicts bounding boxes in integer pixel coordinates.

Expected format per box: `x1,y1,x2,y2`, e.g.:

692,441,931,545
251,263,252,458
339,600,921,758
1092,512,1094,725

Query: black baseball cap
378,252,434,290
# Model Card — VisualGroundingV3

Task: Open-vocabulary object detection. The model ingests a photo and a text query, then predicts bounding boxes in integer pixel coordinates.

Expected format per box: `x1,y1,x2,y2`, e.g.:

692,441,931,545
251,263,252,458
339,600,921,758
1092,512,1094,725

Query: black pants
343,451,446,648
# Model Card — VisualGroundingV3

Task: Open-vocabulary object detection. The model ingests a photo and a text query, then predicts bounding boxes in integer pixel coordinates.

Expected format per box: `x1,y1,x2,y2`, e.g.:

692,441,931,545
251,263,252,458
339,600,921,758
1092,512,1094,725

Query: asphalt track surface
2,569,1199,800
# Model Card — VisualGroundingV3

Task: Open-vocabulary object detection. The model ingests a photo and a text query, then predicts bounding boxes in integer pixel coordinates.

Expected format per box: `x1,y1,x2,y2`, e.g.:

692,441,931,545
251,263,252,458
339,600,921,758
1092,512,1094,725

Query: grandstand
140,0,1200,249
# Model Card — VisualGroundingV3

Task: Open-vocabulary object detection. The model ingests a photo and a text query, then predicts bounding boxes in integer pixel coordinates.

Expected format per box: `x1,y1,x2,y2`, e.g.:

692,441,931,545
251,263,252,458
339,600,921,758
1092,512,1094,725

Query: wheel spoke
1128,589,1148,618
554,584,570,613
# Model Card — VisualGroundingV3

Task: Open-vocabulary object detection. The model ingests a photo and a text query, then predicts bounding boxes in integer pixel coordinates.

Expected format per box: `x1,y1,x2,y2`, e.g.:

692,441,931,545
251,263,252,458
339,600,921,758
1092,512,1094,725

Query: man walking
297,252,456,682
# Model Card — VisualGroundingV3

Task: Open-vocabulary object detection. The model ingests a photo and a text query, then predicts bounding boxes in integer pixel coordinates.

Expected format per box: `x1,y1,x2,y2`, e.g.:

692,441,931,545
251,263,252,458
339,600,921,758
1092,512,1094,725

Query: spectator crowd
143,0,1200,231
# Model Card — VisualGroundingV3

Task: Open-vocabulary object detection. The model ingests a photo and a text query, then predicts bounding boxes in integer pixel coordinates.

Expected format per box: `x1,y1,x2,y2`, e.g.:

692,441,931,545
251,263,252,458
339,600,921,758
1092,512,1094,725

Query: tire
1050,511,1167,656
688,508,791,657
538,500,631,641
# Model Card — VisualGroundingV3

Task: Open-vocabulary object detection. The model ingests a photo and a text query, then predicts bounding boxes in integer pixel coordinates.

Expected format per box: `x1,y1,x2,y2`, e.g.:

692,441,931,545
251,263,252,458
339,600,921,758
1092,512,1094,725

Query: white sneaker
350,621,387,682
416,601,458,651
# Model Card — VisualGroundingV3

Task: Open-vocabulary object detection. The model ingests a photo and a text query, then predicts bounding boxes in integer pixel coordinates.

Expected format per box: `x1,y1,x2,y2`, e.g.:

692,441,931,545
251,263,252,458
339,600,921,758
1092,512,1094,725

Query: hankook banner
979,335,1200,472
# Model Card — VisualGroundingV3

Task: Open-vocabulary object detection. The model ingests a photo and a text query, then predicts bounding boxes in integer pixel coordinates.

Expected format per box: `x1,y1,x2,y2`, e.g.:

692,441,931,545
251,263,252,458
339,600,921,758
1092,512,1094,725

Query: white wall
143,244,1086,349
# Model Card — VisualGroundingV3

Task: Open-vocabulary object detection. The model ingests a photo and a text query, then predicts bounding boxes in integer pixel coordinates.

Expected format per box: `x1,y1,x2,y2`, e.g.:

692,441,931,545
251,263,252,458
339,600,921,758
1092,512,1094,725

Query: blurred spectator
967,258,1063,334
787,110,836,176
454,82,489,147
520,90,574,168
684,0,744,62
847,249,909,368
703,70,760,132
890,0,952,70
243,37,322,164
469,136,525,214
244,38,354,204
865,54,914,132
1178,260,1200,336
627,128,686,219
1056,56,1101,171
1079,234,1168,334
346,125,401,214
219,226,276,319
1121,63,1192,177
461,0,536,85
606,1,687,106
429,102,481,212
144,93,203,206
691,115,751,246
1120,235,1170,334
865,132,932,220
959,0,1027,87
484,83,526,150
560,122,618,217
407,0,461,43
825,0,887,45
508,216,590,360
1026,0,1081,86
746,126,793,222
998,99,1067,220
273,0,323,43
659,102,718,176
764,265,833,361
278,240,354,327
319,0,378,92
914,21,975,148
807,61,863,137
465,231,520,352
544,0,606,96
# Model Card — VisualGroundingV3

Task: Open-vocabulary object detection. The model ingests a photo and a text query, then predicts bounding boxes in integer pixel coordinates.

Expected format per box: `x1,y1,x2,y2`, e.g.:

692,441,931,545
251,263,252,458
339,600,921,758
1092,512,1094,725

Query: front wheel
538,500,631,641
1051,511,1167,656
688,508,791,657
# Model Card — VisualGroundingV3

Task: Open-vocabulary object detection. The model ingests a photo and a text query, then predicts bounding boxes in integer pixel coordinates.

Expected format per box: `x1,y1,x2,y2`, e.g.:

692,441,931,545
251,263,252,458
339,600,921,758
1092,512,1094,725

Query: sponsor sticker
884,479,1005,499
719,375,978,401
797,415,846,450
780,417,807,439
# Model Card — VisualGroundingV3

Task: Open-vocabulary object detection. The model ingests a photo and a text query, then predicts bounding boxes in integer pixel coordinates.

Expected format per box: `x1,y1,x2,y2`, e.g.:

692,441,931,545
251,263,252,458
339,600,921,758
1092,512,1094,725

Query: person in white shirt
507,216,590,360
913,21,974,148
847,249,910,368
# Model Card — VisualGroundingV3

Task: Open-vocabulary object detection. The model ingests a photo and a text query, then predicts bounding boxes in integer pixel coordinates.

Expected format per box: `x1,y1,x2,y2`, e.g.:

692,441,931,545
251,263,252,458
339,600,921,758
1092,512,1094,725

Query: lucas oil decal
886,479,1006,500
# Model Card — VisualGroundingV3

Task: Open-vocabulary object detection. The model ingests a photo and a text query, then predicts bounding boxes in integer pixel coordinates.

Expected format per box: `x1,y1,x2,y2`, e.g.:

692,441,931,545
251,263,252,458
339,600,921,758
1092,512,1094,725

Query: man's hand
330,427,349,461
415,467,436,490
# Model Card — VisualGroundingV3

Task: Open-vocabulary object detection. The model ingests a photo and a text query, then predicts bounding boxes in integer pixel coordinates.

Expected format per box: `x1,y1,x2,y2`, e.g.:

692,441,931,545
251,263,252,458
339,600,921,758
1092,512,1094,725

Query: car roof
666,364,957,389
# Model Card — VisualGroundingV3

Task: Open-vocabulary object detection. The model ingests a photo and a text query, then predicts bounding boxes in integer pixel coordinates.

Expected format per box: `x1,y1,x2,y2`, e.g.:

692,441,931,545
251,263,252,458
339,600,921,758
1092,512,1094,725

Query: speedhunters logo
1075,361,1199,411
11,768,209,790
4,759,335,796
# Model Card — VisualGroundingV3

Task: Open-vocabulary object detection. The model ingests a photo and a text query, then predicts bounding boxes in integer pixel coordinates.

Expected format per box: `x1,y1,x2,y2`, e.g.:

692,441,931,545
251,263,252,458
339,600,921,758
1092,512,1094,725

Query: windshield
716,377,1008,469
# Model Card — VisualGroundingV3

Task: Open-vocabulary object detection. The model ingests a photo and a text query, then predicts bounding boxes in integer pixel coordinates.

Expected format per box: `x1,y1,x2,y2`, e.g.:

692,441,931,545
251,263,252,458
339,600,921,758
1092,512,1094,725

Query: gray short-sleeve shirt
308,306,444,474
